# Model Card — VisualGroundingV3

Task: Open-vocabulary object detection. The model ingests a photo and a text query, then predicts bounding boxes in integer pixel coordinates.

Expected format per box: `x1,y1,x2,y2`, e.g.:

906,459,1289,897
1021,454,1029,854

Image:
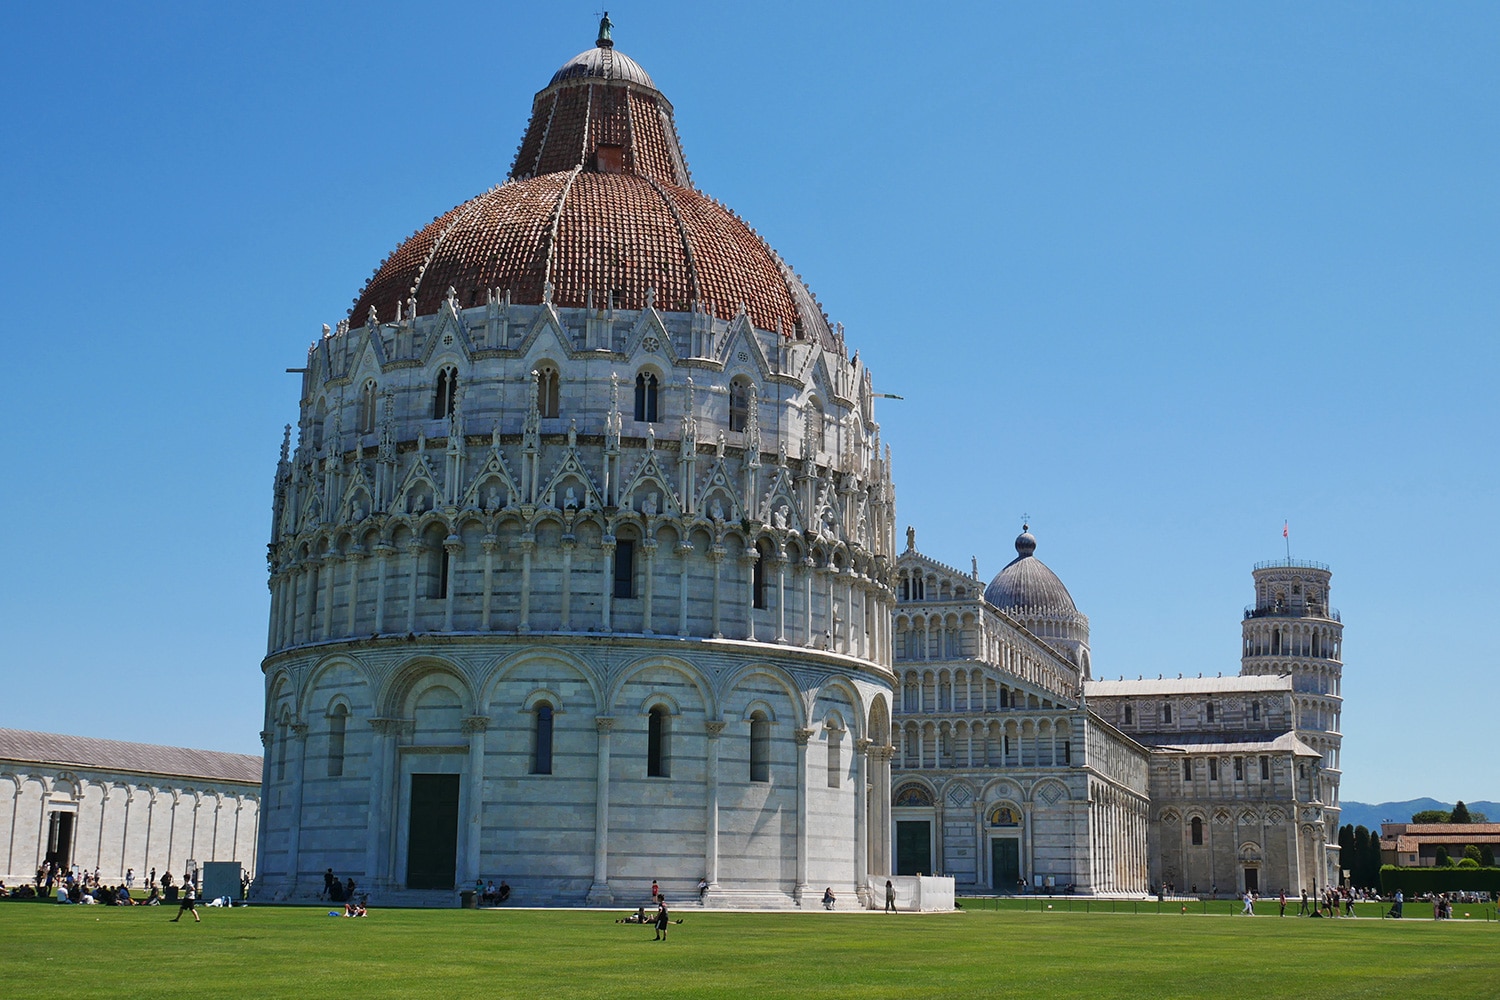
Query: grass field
2,901,1493,999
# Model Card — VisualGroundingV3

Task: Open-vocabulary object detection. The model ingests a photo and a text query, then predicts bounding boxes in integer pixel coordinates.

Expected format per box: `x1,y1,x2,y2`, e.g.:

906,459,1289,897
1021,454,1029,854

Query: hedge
1379,865,1500,895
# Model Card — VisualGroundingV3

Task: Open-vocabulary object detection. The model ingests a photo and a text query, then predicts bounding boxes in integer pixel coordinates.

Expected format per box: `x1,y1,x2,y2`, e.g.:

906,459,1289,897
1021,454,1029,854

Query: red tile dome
349,23,833,346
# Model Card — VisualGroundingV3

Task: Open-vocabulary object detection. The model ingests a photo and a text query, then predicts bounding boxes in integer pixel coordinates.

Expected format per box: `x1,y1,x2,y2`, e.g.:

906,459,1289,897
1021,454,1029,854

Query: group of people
477,879,511,905
615,880,675,940
320,869,360,904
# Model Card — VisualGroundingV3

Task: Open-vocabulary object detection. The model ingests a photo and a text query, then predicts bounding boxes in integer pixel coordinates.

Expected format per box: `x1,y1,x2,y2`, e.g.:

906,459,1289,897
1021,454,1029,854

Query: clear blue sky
3,1,1495,805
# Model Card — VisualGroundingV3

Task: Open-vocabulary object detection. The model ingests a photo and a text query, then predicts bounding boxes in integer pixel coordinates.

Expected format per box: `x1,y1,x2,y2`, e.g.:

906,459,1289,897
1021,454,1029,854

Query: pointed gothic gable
514,301,571,357
617,446,683,516
757,463,805,531
392,447,443,516
807,478,846,543
716,311,772,376
460,441,522,511
418,303,476,367
623,305,679,363
694,450,742,523
338,459,376,523
537,443,605,512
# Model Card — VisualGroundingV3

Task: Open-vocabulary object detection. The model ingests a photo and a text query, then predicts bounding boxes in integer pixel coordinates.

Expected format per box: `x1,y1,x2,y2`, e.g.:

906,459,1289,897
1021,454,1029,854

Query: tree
1451,801,1472,824
1434,846,1452,866
1338,825,1356,872
1412,809,1450,823
1456,857,1479,869
1463,845,1483,864
1482,845,1495,867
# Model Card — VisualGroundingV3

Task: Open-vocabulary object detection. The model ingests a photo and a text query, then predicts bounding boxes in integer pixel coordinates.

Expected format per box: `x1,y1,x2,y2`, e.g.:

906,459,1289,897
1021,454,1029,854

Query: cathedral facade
256,21,898,907
891,529,1344,897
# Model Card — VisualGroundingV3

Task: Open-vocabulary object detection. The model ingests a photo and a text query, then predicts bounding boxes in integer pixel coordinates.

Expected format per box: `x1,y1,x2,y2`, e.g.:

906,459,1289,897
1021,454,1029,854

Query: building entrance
991,838,1021,893
46,812,74,868
895,820,931,876
406,774,460,889
1244,867,1259,894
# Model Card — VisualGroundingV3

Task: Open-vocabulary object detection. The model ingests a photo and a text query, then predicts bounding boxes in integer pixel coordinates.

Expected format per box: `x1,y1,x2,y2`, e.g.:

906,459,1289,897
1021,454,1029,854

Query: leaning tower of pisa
1239,559,1343,885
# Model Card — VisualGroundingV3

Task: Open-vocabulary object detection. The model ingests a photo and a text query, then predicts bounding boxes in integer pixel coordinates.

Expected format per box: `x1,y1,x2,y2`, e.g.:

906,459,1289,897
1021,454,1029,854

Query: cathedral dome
984,525,1079,615
347,22,834,347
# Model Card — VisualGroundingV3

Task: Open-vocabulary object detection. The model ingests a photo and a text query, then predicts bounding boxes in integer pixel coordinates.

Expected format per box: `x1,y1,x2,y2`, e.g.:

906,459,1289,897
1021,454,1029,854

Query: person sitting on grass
617,907,648,924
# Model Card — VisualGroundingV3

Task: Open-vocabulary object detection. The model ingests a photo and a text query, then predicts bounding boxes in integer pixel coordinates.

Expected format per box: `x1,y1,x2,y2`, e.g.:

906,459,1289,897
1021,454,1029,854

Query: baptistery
257,18,898,907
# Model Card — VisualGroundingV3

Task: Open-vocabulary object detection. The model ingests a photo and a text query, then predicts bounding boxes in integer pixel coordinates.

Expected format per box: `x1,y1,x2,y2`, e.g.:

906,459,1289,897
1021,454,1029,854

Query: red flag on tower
1282,521,1289,539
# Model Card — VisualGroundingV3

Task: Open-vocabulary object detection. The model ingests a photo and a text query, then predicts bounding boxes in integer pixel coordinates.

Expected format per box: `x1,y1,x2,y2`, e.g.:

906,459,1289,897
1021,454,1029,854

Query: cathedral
892,528,1343,897
256,19,1345,905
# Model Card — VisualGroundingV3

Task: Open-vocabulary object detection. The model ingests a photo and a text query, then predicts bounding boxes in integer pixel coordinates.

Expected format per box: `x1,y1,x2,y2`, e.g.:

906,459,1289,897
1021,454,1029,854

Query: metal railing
1244,605,1341,622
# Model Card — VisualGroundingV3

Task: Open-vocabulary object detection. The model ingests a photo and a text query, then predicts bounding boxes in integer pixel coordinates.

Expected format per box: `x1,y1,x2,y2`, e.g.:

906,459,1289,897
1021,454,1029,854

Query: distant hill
1339,799,1500,831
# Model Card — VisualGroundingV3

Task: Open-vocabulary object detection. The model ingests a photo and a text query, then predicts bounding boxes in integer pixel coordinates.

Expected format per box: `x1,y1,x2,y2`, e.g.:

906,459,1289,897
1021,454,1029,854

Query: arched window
532,703,554,775
634,371,659,423
358,380,378,434
1206,702,1215,723
1191,817,1204,845
433,366,458,420
1123,704,1133,725
752,540,769,609
1208,758,1218,780
424,526,449,599
729,379,751,432
1162,702,1173,724
808,399,825,454
647,706,670,777
327,705,348,777
1251,701,1261,722
1182,758,1192,782
536,365,560,418
312,399,327,452
749,712,771,782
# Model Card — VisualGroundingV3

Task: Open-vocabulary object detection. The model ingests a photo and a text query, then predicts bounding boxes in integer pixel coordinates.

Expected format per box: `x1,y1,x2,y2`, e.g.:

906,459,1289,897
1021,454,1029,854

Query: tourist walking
654,897,670,941
885,880,896,913
1278,890,1286,917
170,881,199,923
1241,891,1255,915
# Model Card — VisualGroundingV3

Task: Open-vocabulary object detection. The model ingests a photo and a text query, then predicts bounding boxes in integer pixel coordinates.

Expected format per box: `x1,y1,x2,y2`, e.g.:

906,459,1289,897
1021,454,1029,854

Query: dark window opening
533,703,554,775
647,706,670,777
1191,817,1203,845
729,380,750,432
433,366,458,420
1162,702,1173,724
634,371,659,422
749,713,770,782
1208,758,1218,780
328,706,347,778
613,539,635,599
536,367,560,418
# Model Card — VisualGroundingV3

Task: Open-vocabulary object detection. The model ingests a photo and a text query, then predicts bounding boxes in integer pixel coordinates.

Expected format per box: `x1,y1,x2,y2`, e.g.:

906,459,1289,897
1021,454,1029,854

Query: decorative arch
379,656,475,718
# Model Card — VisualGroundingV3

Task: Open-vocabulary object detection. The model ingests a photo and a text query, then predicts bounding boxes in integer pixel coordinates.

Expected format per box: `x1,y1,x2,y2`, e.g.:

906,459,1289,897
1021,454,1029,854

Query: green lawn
1,901,1494,999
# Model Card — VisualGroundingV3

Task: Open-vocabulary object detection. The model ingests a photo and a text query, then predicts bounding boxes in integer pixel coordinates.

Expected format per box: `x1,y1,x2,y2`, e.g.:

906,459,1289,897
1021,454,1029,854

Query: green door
992,838,1021,893
407,774,460,889
896,820,931,876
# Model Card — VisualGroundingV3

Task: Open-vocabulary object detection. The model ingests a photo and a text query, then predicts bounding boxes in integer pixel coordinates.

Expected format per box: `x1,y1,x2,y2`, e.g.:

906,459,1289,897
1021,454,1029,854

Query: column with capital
703,720,725,899
518,535,535,632
793,727,814,902
774,554,787,643
374,542,394,634
405,540,421,632
676,541,692,636
461,716,489,886
741,551,758,640
586,717,615,905
600,541,615,631
345,548,364,637
872,746,893,877
481,535,497,630
709,545,725,638
854,738,870,905
642,539,657,634
321,549,339,640
444,535,464,631
365,718,404,892
560,535,575,629
283,721,309,896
